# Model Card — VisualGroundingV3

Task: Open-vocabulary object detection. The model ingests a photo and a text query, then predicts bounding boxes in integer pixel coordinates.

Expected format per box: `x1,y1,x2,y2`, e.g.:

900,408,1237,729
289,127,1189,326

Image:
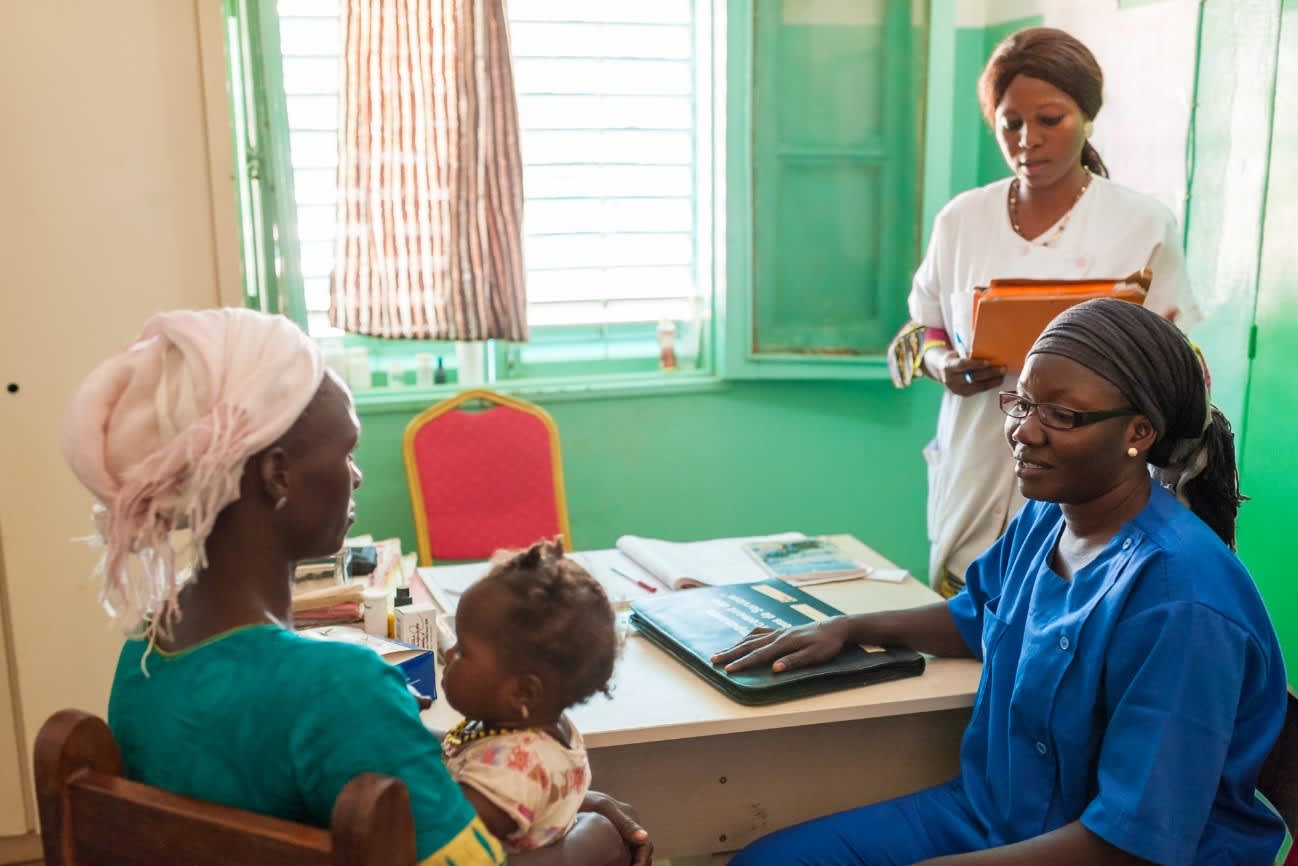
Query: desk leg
588,708,969,860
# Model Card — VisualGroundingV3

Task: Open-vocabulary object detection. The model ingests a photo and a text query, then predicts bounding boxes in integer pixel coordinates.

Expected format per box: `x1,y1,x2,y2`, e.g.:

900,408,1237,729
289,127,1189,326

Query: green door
1237,0,1298,679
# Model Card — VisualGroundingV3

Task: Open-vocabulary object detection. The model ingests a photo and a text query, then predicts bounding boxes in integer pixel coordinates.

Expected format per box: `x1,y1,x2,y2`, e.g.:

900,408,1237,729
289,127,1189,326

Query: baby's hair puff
481,536,618,708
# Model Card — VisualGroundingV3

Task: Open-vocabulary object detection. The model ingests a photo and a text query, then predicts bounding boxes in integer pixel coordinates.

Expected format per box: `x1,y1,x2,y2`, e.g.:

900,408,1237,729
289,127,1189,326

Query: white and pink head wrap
62,308,325,639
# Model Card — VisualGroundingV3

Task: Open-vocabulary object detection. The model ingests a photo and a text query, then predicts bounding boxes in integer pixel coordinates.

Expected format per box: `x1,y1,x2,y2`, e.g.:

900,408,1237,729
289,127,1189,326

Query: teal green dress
109,624,504,865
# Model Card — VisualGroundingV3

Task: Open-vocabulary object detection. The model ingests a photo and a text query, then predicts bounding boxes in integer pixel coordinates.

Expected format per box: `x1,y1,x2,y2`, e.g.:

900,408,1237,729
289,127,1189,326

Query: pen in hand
610,566,659,594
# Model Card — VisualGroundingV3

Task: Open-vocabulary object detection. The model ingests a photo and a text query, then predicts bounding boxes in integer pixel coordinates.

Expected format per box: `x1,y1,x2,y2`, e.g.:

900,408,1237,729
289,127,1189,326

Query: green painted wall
352,381,941,579
1236,0,1298,677
921,11,1042,237
1184,0,1295,677
974,17,1043,185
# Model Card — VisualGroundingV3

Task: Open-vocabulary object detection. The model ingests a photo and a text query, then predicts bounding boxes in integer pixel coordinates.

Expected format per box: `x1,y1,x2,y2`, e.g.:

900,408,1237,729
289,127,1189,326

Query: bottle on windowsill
657,320,678,371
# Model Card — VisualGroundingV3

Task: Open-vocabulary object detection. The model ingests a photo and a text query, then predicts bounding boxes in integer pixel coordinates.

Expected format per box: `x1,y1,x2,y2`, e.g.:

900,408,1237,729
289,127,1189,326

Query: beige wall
0,0,238,843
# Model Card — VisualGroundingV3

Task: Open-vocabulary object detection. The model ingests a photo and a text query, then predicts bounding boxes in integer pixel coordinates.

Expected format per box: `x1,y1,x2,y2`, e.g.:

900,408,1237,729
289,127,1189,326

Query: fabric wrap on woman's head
61,308,325,638
1027,298,1212,503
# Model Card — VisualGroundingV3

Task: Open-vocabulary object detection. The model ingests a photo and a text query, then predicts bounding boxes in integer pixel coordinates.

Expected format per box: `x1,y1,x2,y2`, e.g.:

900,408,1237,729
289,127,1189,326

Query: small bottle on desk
388,583,413,638
361,586,389,637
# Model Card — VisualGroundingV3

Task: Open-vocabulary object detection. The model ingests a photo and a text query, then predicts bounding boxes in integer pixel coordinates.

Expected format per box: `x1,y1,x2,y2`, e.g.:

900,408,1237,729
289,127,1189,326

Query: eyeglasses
998,392,1139,431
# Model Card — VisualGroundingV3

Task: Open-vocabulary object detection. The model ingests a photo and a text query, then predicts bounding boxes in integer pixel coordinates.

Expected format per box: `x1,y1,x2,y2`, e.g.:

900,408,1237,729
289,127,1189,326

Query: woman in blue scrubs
716,299,1287,865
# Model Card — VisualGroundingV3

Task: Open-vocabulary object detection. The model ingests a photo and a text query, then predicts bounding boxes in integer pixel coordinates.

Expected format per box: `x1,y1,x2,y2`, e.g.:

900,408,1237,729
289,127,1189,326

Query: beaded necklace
1008,166,1091,247
443,718,535,748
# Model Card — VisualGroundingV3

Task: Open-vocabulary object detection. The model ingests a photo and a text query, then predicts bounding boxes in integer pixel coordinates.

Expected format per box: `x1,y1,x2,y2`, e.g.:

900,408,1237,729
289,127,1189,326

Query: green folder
629,579,925,705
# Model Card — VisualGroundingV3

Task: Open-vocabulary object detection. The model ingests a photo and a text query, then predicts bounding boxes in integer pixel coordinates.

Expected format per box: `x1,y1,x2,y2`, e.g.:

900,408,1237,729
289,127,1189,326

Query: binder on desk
629,579,924,705
969,269,1150,372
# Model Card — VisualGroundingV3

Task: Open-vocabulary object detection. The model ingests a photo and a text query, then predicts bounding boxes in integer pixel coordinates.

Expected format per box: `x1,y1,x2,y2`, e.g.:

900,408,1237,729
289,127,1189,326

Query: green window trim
353,370,728,414
224,0,928,392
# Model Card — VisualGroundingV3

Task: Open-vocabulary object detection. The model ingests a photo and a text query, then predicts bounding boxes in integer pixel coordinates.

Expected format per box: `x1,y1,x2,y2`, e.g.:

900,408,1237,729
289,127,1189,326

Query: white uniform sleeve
908,208,949,328
1143,209,1202,333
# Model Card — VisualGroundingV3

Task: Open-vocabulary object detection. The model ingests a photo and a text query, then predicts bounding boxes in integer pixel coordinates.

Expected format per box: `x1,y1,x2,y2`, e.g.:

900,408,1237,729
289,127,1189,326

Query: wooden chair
403,388,572,565
1260,688,1298,866
34,709,416,866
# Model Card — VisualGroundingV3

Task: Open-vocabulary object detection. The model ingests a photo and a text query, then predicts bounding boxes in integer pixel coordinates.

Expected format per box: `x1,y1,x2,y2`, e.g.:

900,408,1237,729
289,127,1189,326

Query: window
226,0,926,386
272,0,709,373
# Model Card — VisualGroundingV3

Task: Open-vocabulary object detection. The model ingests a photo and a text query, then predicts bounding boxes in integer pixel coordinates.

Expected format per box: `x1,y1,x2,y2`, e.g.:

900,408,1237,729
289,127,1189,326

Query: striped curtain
331,0,527,341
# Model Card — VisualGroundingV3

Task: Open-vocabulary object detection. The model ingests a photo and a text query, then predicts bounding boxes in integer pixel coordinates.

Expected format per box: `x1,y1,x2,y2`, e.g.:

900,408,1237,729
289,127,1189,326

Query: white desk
419,536,981,859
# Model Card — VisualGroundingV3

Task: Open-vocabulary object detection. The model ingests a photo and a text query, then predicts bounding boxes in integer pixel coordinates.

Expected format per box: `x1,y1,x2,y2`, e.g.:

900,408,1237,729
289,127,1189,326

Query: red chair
402,389,571,565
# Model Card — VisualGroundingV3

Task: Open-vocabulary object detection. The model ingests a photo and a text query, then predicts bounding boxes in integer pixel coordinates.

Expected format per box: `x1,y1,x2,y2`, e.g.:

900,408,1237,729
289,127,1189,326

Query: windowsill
351,369,727,414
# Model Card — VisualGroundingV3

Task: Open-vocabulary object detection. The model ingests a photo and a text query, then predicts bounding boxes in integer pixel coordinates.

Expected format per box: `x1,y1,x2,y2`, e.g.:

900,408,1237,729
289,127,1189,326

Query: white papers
615,532,806,590
417,553,662,611
864,567,909,584
418,561,490,597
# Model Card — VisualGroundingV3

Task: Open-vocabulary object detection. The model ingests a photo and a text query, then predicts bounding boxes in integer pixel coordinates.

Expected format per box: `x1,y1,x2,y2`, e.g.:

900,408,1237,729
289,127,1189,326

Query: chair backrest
35,709,416,866
403,388,571,564
1260,688,1298,865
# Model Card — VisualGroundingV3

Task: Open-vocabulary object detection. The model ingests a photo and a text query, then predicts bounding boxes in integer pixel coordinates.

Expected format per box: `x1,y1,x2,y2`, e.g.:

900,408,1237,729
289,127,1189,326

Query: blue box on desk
298,626,437,700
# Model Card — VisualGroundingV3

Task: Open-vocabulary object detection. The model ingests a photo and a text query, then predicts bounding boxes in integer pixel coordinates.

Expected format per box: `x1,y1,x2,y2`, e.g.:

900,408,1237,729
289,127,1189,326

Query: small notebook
969,270,1149,371
743,537,870,585
629,580,925,705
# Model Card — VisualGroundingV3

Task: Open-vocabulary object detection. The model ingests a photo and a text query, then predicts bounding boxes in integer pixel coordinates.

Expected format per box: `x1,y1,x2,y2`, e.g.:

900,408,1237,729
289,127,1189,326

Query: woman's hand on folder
711,619,850,674
924,347,1007,397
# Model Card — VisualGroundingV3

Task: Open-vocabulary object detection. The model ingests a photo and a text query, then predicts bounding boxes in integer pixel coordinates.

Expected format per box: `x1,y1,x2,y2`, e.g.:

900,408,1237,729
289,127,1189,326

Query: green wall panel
1185,0,1294,677
1237,0,1298,677
350,381,941,580
920,11,1042,239
747,1,919,361
975,17,1043,186
1183,0,1281,428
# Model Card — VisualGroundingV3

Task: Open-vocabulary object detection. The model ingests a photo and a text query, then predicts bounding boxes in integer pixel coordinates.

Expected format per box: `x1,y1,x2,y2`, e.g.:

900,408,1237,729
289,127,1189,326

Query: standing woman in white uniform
907,27,1200,596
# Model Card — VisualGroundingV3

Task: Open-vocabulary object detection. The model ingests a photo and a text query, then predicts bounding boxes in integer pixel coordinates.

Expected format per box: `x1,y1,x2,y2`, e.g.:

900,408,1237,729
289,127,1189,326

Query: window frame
222,0,924,394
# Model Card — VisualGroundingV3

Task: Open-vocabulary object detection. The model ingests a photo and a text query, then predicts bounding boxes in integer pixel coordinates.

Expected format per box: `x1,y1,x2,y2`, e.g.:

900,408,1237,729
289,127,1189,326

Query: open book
610,532,807,591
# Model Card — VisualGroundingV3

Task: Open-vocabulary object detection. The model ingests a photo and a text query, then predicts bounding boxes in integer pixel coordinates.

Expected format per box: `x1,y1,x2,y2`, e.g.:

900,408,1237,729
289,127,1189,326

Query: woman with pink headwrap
62,308,652,866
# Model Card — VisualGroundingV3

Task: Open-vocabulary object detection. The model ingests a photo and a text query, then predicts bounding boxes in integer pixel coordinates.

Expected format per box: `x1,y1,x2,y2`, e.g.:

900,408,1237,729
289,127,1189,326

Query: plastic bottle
415,353,436,387
388,583,413,638
346,347,371,391
361,586,389,637
657,321,678,371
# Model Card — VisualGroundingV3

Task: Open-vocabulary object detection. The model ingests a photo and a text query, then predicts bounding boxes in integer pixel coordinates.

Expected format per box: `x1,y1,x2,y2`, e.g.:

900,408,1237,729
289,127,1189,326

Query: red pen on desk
610,566,658,594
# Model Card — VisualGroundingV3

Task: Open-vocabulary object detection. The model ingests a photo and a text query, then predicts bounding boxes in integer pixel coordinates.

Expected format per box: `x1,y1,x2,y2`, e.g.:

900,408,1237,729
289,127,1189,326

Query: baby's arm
458,782,520,841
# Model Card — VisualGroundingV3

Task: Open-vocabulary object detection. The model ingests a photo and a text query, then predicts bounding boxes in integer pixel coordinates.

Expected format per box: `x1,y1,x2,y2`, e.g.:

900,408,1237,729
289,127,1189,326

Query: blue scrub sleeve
1080,601,1256,865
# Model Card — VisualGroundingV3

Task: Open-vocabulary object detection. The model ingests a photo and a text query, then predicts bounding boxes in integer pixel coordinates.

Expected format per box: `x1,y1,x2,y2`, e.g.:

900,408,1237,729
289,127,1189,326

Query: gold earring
1127,447,1139,458
519,705,529,721
274,496,288,511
